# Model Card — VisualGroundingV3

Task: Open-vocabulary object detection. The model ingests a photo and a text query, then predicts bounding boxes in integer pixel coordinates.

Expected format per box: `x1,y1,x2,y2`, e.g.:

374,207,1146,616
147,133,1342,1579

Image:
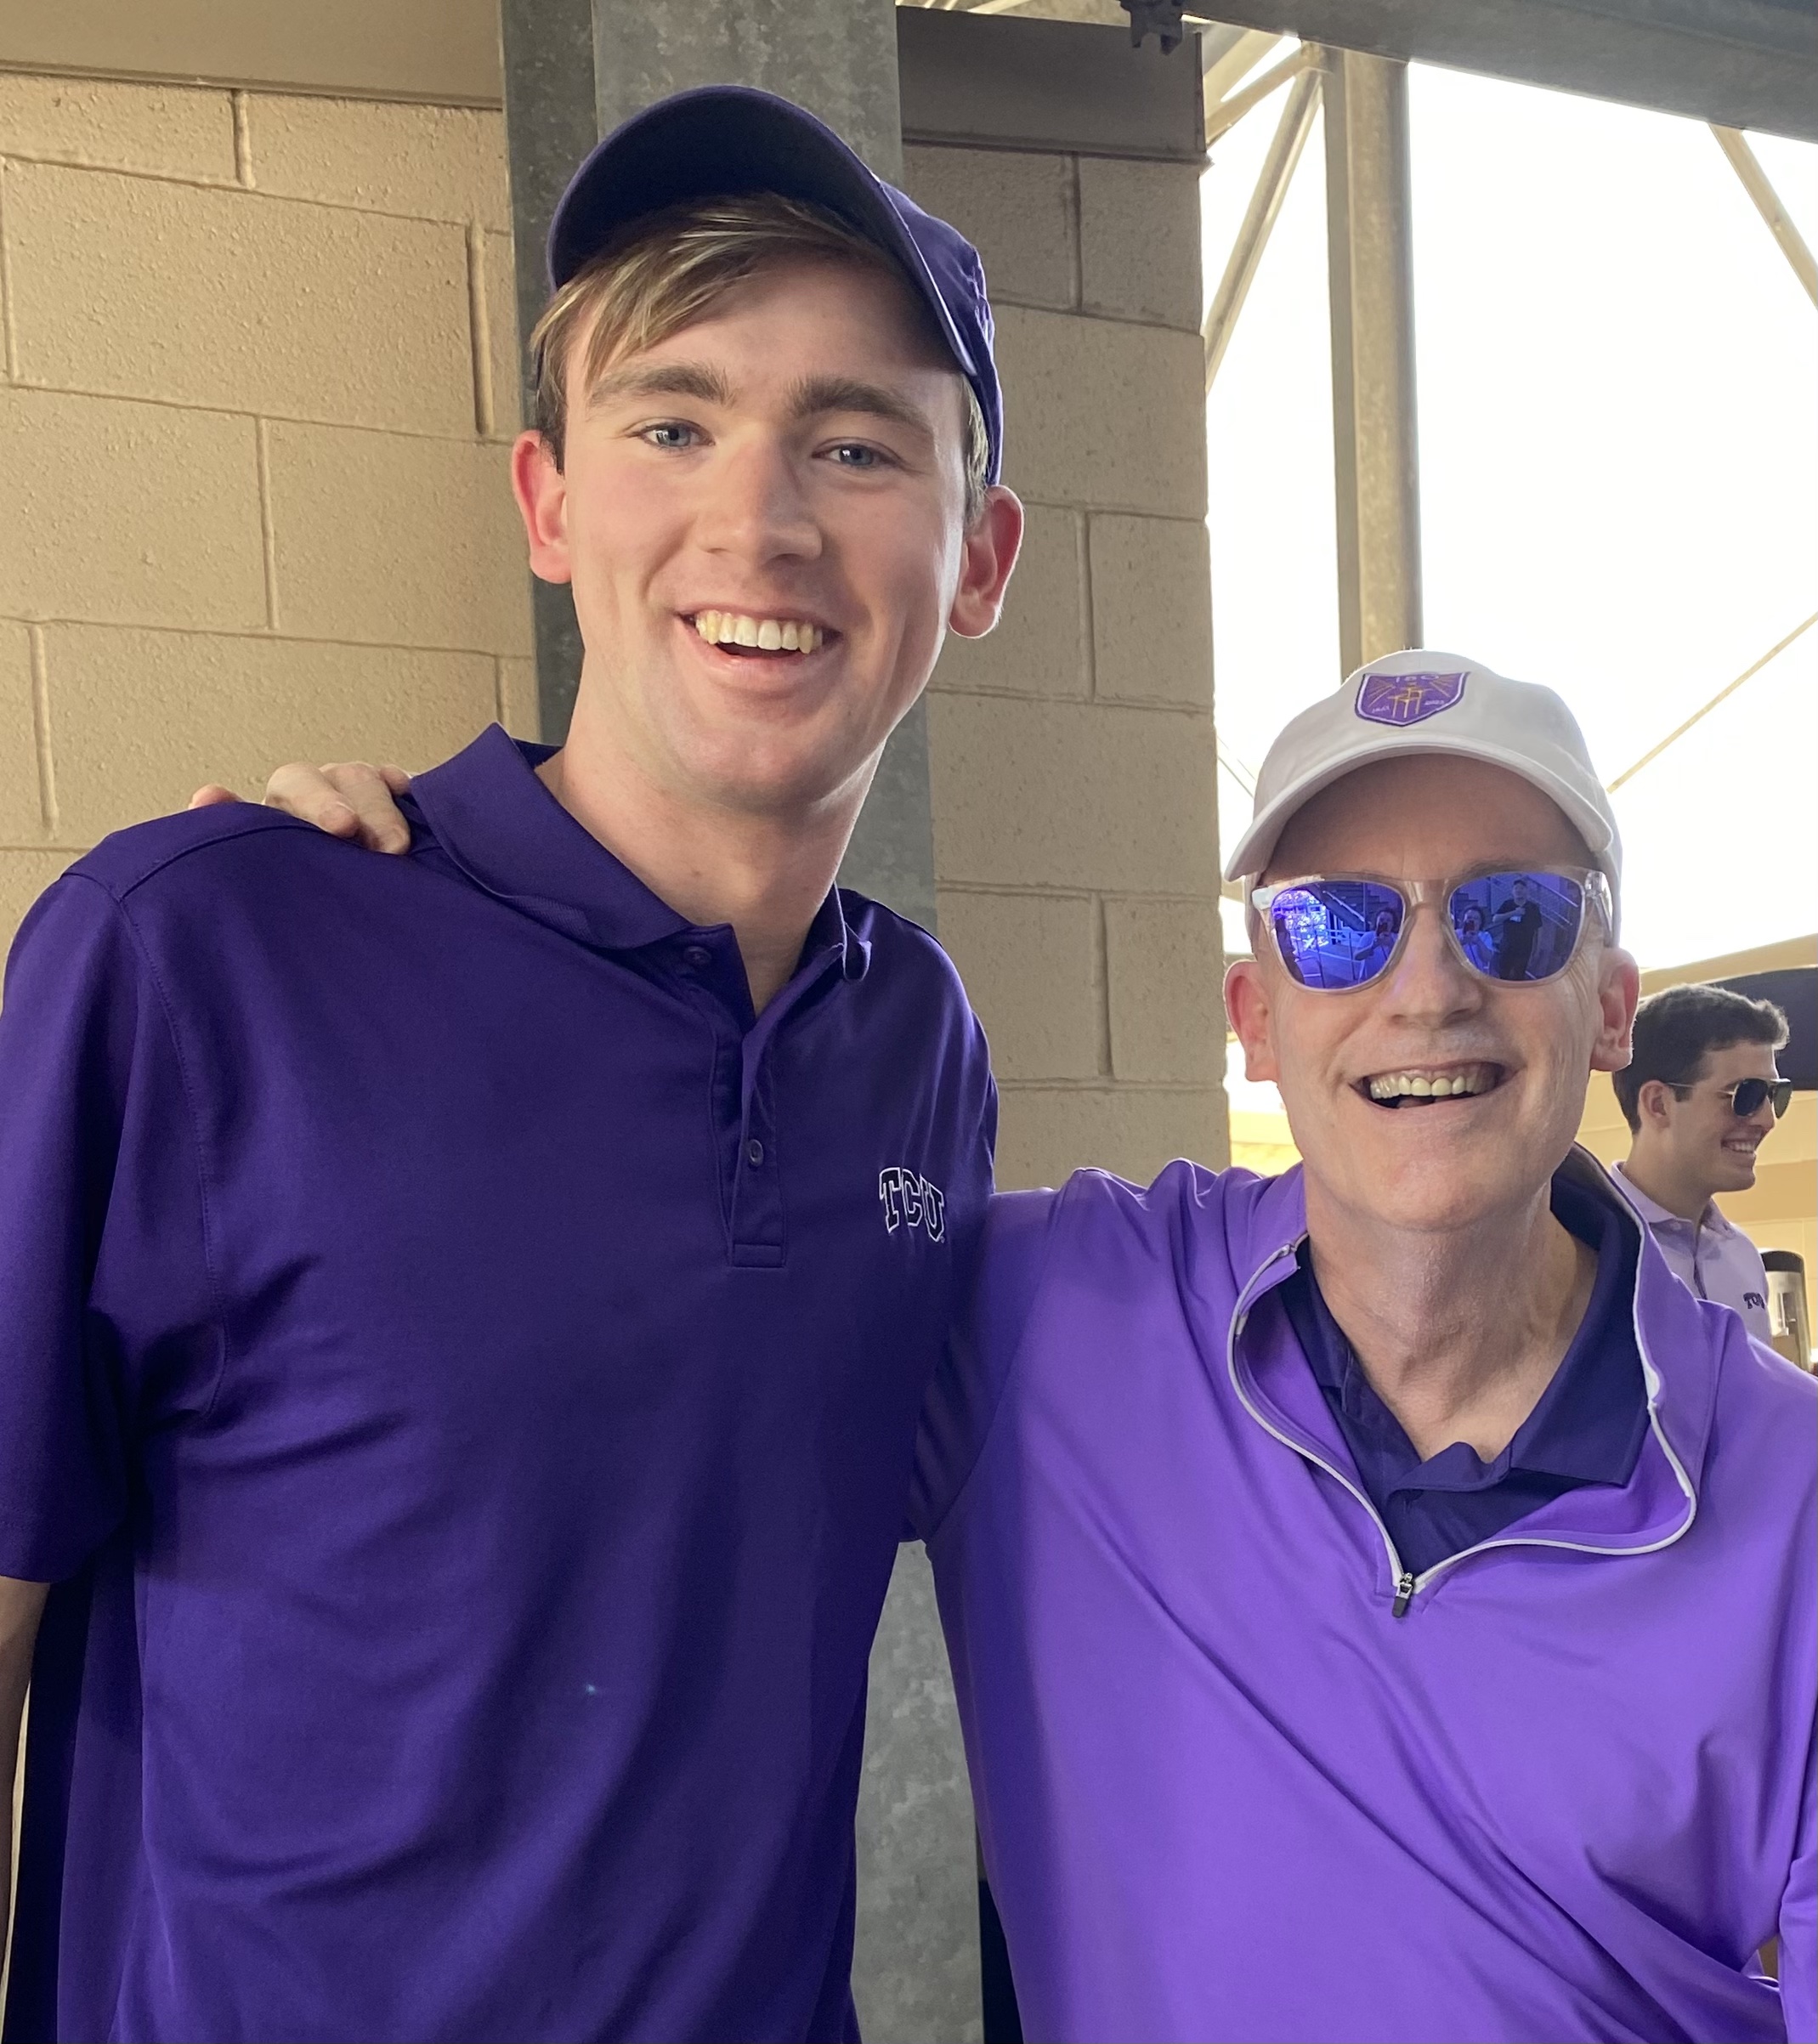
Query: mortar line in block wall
0,378,515,445
1076,508,1096,697
926,679,1215,716
1093,895,1113,1078
466,220,495,439
27,624,59,837
492,656,507,727
0,613,534,663
0,150,506,233
937,881,1222,905
998,1080,1225,1097
231,93,255,188
1065,156,1084,312
254,420,280,631
0,164,17,381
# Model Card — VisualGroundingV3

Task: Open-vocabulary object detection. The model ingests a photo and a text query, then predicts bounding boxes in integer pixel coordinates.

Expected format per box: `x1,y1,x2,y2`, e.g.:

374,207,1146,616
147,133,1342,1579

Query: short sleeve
908,1187,1062,1541
0,874,214,1581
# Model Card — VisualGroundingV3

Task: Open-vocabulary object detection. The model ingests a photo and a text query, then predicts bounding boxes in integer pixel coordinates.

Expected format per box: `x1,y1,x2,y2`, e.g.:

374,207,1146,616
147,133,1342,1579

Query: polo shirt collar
1611,1162,1733,1239
406,724,867,982
1277,1169,1647,1500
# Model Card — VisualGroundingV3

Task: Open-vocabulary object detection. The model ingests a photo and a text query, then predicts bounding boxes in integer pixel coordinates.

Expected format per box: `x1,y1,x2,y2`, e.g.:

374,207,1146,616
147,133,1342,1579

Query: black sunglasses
1670,1076,1793,1120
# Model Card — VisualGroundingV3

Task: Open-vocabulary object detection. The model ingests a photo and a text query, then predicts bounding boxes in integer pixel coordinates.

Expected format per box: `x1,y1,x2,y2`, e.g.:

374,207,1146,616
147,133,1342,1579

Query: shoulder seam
84,811,311,904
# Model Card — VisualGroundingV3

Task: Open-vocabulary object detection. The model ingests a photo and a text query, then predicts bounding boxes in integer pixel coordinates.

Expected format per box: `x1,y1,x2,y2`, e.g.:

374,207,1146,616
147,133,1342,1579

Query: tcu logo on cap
879,1166,946,1243
1356,670,1467,727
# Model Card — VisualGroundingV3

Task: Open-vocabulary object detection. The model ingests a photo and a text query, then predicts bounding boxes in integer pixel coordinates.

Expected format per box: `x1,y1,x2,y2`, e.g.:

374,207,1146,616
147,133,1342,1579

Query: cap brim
547,87,977,380
1222,734,1622,886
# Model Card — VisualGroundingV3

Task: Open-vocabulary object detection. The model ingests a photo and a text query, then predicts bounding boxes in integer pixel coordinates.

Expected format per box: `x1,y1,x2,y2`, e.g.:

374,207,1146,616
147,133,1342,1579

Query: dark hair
1613,982,1789,1131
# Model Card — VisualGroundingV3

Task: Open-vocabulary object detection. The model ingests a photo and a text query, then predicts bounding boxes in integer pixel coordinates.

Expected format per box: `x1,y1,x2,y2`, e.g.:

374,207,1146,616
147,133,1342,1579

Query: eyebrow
582,361,938,442
584,360,735,410
785,374,937,440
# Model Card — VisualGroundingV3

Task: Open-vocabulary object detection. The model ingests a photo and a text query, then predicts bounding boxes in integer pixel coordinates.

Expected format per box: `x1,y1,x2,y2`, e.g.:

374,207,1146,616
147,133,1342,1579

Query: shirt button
745,1138,765,1167
683,946,711,969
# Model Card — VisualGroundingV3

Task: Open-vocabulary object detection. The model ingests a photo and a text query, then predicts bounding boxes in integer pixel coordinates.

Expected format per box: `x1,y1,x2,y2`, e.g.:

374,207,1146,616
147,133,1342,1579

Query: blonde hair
528,192,990,522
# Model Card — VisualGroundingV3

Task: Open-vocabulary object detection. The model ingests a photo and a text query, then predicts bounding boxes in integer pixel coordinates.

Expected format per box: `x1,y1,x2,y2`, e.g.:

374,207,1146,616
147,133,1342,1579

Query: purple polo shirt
1613,1160,1776,1344
0,724,994,2044
1278,1171,1648,1575
915,1152,1815,2044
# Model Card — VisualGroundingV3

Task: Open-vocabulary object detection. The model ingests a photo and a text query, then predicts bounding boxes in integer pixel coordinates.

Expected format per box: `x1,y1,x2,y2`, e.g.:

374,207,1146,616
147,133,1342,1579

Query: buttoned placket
666,921,854,1269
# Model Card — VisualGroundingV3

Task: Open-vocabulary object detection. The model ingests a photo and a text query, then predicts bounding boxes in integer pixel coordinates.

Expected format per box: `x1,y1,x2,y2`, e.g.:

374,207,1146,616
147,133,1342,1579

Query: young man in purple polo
1613,982,1791,1343
915,652,1815,2044
0,91,1020,2042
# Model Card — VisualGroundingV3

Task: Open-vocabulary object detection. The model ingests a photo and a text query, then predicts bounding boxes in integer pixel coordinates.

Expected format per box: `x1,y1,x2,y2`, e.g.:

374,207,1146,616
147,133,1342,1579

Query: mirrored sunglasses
1674,1075,1793,1120
1252,870,1612,993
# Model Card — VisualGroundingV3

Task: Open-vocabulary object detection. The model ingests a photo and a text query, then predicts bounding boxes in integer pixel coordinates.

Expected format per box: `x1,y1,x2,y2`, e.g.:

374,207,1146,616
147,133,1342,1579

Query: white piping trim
1225,1215,1700,1611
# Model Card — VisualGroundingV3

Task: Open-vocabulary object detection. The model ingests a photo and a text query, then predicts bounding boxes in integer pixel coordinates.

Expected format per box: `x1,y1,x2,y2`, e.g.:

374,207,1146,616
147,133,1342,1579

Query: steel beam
1203,40,1317,144
1323,47,1422,674
1173,0,1818,143
1204,69,1320,389
1711,125,1818,309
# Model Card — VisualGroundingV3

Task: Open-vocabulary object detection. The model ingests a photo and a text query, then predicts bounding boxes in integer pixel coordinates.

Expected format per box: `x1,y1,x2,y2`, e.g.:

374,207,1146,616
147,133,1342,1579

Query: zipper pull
1391,1571,1415,1617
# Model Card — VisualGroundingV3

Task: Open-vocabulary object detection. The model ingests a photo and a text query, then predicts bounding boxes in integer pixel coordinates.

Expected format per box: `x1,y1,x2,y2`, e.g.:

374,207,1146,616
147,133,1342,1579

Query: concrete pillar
496,6,961,2038
497,0,595,740
1322,47,1422,672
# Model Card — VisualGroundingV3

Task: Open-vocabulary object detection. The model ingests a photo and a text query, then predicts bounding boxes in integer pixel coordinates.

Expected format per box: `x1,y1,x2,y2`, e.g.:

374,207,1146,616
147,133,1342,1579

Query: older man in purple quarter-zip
913,651,1815,2044
0,90,1020,2044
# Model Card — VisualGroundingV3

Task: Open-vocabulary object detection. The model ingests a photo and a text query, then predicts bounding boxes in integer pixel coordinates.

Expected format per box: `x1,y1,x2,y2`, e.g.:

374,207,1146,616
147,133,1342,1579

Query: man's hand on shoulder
186,762,414,854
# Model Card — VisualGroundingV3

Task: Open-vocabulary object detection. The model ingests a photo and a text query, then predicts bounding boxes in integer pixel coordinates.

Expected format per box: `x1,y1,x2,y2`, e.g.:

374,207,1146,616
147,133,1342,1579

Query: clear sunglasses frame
1249,867,1616,993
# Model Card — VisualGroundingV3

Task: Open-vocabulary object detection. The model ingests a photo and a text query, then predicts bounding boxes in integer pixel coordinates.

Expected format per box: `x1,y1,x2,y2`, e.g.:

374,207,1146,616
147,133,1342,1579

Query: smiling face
1643,1040,1784,1198
1225,755,1639,1237
512,252,1019,826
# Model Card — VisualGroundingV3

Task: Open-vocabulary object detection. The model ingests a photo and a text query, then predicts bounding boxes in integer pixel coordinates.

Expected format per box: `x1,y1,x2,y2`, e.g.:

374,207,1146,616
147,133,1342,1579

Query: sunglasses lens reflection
1447,873,1585,982
1732,1079,1793,1119
1271,882,1406,988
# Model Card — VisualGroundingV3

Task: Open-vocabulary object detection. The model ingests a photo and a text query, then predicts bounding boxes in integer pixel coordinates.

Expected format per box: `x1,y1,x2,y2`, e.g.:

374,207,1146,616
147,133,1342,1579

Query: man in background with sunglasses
916,648,1814,2043
1612,983,1791,1345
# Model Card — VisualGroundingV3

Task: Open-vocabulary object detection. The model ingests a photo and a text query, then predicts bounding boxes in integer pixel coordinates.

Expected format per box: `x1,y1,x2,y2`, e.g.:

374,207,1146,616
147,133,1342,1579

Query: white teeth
690,611,823,654
1366,1066,1495,1102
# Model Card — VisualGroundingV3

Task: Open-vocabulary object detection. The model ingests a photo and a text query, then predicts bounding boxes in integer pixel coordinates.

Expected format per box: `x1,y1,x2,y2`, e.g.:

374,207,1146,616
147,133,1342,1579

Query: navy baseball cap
547,85,1003,484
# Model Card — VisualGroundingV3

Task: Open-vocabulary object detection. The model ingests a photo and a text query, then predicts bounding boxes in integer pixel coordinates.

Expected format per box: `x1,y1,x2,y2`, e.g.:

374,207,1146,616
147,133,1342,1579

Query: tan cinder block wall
0,73,537,958
903,144,1226,1191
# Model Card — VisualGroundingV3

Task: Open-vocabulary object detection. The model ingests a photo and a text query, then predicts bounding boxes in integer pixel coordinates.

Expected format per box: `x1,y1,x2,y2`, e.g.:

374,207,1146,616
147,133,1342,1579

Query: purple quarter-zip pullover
915,1151,1816,2044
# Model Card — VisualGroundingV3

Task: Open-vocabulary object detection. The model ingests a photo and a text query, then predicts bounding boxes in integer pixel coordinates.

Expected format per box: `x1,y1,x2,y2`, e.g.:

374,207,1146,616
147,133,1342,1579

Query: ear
1225,954,1281,1084
1589,944,1640,1076
512,430,572,586
1636,1077,1677,1131
947,485,1024,639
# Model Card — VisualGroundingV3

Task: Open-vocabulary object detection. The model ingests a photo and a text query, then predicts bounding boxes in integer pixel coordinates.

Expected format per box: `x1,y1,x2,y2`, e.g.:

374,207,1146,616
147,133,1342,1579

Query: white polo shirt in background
1612,1161,1774,1343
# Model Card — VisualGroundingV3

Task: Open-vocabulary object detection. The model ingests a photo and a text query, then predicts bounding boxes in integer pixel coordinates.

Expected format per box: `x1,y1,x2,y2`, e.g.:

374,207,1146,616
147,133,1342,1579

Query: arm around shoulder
909,1188,1066,1541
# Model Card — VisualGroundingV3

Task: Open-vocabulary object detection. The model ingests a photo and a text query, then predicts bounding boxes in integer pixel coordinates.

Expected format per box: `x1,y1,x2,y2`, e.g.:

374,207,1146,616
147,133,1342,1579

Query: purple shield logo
1355,670,1467,727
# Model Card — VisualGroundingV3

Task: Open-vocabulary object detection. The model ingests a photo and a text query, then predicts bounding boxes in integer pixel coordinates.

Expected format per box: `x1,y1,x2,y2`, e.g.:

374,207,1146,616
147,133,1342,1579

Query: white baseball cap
1223,650,1623,897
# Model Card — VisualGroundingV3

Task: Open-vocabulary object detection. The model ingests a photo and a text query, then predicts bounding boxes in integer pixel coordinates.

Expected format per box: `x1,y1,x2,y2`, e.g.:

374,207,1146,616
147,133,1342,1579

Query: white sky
1201,61,1818,981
